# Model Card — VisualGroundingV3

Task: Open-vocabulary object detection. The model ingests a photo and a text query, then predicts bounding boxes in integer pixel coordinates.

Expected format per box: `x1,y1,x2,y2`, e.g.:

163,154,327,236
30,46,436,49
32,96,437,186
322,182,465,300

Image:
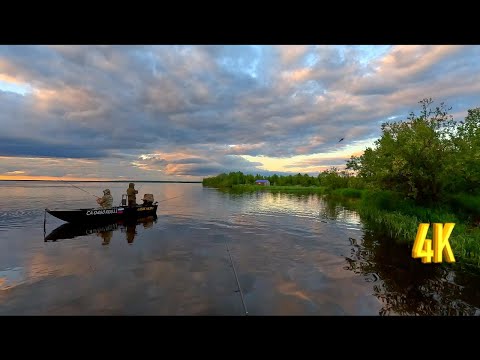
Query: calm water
1,180,479,315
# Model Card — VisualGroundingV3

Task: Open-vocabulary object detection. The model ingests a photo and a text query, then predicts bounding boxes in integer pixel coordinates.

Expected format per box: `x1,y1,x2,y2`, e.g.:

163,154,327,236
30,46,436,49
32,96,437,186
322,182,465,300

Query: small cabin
255,179,270,186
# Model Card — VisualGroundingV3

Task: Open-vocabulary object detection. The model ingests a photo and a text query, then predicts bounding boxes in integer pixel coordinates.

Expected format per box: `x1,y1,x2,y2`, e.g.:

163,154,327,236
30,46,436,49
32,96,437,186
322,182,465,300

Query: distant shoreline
0,180,202,183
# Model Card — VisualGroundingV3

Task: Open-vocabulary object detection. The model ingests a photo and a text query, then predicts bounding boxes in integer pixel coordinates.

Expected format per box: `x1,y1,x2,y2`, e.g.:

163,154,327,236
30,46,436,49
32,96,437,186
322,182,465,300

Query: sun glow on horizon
240,139,373,174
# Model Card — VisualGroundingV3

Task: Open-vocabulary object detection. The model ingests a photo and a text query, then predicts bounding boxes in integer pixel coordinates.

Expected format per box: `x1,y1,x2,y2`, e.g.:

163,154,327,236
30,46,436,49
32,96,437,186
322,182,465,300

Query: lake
1,180,479,315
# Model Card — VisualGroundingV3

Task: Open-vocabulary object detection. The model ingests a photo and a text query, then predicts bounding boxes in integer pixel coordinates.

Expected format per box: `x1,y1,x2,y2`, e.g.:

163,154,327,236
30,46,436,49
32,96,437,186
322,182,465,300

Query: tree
450,108,480,194
348,98,458,203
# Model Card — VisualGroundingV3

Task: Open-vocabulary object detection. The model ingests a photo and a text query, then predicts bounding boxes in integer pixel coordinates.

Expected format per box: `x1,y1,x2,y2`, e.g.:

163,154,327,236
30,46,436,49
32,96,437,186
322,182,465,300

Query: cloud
0,136,109,158
0,45,479,180
133,151,266,177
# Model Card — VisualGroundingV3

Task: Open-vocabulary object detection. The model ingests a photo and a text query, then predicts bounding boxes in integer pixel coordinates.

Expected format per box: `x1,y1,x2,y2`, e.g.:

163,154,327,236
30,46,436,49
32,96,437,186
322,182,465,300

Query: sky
0,45,479,181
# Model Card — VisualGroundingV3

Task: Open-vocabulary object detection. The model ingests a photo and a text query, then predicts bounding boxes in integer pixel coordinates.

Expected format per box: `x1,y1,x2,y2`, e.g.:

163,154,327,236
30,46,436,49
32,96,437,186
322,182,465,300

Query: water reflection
4,181,480,315
208,187,480,315
344,227,480,315
320,196,480,315
44,215,158,245
122,219,155,244
319,197,361,226
98,228,113,245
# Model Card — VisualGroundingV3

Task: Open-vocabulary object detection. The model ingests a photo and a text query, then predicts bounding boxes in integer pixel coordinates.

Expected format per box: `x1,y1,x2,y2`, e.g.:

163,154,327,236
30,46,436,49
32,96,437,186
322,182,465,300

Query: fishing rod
44,179,101,236
58,179,100,199
223,236,248,316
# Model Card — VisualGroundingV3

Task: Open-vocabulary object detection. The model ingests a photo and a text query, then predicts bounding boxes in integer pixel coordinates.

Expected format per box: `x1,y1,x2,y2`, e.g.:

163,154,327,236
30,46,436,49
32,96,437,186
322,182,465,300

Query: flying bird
338,138,344,143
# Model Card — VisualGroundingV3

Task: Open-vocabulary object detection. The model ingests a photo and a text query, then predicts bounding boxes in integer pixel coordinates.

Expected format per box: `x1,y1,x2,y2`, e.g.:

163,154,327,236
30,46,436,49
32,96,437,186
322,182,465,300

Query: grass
212,183,480,269
354,202,480,269
332,189,480,268
328,188,364,198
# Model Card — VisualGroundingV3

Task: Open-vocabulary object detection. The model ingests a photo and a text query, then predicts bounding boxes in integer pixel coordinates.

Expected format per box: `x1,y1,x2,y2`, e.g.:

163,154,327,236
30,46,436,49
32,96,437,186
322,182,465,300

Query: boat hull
46,204,158,224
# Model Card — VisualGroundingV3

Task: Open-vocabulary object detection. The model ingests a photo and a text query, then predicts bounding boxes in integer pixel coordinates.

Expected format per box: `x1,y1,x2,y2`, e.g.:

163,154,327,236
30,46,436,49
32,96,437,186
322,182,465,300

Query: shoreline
206,184,480,271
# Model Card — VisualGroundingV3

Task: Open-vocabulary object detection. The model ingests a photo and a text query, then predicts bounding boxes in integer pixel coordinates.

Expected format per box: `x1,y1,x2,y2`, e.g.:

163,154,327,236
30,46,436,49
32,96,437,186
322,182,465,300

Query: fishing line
223,236,248,316
58,179,100,199
157,194,185,202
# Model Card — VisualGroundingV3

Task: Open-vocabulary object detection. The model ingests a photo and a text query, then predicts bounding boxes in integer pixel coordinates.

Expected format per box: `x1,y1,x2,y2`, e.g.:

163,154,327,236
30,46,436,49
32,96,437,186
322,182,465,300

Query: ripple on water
0,209,47,230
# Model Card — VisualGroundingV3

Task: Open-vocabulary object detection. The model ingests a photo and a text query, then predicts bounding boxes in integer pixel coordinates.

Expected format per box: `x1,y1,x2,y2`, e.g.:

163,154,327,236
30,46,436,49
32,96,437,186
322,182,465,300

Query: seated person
141,194,154,206
96,189,113,209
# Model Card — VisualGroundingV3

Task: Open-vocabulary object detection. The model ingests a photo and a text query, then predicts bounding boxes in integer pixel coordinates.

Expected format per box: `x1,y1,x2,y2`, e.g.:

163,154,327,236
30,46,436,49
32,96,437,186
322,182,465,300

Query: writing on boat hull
86,208,123,216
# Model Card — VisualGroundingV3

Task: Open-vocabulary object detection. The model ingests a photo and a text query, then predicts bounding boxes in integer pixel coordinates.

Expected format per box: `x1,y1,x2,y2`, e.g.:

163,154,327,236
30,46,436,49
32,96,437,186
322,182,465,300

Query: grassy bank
221,184,480,269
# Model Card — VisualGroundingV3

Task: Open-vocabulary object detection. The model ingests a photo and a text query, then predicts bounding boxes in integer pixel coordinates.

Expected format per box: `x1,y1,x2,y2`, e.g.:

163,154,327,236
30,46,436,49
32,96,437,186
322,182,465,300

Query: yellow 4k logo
412,223,456,263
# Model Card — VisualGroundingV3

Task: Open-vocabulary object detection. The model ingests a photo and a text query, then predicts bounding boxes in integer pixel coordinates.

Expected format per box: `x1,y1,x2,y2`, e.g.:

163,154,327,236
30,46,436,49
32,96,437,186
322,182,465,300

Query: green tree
450,108,480,194
348,98,458,203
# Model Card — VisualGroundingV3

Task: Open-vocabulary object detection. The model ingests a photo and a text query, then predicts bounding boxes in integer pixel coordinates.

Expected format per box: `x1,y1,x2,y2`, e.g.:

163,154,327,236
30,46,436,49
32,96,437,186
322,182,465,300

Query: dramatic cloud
0,45,479,180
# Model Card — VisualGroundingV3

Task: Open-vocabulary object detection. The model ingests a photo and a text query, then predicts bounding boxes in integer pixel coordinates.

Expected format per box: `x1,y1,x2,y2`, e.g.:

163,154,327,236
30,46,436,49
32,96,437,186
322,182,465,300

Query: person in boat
126,183,138,207
141,193,154,206
96,189,113,209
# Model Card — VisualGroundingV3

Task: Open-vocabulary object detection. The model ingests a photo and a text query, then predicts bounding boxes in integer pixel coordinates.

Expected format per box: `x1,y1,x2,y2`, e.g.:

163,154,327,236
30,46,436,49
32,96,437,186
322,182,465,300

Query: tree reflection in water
344,227,480,316
318,196,480,315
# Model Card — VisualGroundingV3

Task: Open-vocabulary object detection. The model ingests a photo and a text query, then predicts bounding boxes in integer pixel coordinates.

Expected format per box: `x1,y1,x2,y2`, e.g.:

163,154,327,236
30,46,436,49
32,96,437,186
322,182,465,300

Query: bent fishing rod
44,179,100,236
57,180,186,204
224,236,248,316
58,179,100,199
